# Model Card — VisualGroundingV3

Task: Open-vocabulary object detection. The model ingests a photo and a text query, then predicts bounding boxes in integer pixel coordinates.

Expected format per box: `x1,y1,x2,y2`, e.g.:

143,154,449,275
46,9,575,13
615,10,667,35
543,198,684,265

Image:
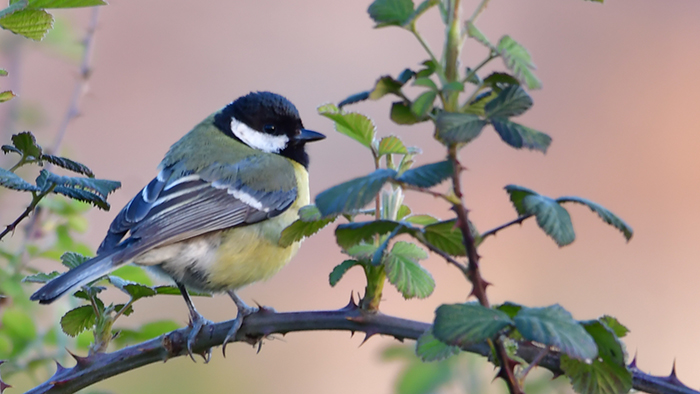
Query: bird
30,91,325,359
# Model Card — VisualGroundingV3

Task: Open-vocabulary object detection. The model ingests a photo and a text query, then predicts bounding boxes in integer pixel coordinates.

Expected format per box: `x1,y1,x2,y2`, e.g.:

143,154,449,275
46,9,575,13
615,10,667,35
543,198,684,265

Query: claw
187,311,214,362
222,291,260,357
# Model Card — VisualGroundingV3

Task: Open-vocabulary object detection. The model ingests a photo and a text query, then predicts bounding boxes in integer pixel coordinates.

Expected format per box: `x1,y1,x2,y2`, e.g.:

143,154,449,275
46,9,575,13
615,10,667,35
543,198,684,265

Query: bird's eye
263,124,276,134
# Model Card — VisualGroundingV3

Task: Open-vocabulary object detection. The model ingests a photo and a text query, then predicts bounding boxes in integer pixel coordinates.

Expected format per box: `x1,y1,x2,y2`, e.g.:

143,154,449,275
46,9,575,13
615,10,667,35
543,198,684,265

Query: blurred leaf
416,59,436,78
110,265,153,286
108,276,156,300
0,168,40,192
505,185,575,246
335,220,413,249
11,131,42,159
22,271,60,283
1,144,20,154
391,102,423,125
337,92,370,108
319,104,376,149
484,85,533,118
25,0,107,8
2,307,37,343
436,112,487,145
38,170,120,197
316,169,396,216
514,305,597,360
599,316,629,338
496,301,523,319
404,0,438,26
442,81,464,93
0,69,7,76
345,243,379,260
396,204,411,220
115,320,181,347
368,0,414,27
413,77,437,91
41,154,94,177
560,354,632,394
556,196,633,241
0,90,15,102
384,241,433,299
61,251,89,269
490,118,551,153
329,259,361,287
378,135,408,156
580,319,627,366
482,72,520,91
60,305,95,337
463,90,496,116
0,8,53,41
404,214,438,225
369,75,406,100
396,160,452,188
279,213,337,247
423,220,467,256
497,35,542,89
434,303,513,347
416,330,460,362
465,21,494,49
411,90,436,118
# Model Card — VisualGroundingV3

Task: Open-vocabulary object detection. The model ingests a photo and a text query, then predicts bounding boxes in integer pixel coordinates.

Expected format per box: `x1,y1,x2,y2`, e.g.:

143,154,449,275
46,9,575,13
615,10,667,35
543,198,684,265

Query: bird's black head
214,91,325,168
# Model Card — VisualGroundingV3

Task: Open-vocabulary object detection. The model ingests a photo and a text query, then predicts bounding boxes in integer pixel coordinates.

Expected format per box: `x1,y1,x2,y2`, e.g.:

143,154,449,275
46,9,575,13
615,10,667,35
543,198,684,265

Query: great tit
30,91,325,358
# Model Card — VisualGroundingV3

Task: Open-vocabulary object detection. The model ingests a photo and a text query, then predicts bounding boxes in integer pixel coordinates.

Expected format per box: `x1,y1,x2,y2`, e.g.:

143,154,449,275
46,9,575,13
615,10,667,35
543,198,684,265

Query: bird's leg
177,282,212,362
222,291,259,356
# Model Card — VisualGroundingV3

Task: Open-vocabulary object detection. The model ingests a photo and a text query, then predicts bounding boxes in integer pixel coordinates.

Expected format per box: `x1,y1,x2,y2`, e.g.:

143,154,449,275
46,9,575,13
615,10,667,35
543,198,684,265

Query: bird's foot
186,311,214,363
222,293,260,357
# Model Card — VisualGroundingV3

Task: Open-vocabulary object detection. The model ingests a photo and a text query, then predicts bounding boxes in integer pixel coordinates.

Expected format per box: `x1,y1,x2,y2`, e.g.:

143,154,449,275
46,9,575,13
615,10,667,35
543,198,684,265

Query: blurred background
1,0,700,392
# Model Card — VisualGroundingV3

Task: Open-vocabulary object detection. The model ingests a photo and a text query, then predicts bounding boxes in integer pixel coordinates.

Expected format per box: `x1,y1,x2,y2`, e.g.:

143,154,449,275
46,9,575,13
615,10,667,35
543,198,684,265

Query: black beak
296,129,326,143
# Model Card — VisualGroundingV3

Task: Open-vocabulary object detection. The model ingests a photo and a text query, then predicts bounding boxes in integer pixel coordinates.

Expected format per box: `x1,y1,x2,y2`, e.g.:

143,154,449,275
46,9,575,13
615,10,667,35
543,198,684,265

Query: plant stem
480,215,533,241
0,187,53,241
443,0,463,111
410,26,447,84
469,0,491,23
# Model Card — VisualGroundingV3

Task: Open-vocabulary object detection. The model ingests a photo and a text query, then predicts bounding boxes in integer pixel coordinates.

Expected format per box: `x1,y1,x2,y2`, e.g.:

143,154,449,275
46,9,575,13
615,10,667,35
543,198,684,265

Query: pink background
2,0,700,392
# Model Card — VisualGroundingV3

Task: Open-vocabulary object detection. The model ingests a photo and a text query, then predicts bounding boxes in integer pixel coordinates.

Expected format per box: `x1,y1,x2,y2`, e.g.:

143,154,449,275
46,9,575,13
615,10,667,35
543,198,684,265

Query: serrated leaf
1,144,20,154
490,118,551,153
416,59,436,78
335,219,410,249
41,154,94,177
329,259,361,287
108,276,156,300
599,316,629,338
0,90,15,102
416,330,460,362
505,185,575,246
413,77,438,91
11,131,42,159
497,35,542,90
384,241,434,298
60,251,89,269
60,305,95,337
39,170,120,197
514,305,597,360
0,8,53,41
422,219,467,256
318,105,375,149
396,204,411,220
25,0,107,8
316,169,396,216
466,21,494,49
22,271,60,283
434,303,513,346
368,0,414,26
580,319,627,366
482,72,520,91
411,90,436,118
337,91,370,108
556,196,633,241
391,101,423,125
279,215,336,247
396,160,452,188
0,168,40,192
464,90,497,116
560,354,632,394
378,135,408,156
404,214,438,225
369,75,405,100
485,85,533,118
52,186,111,210
345,243,378,260
436,112,488,145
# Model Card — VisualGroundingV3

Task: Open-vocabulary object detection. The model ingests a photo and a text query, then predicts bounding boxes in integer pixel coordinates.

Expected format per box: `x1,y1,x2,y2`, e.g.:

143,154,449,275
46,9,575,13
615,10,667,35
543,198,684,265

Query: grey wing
96,165,297,261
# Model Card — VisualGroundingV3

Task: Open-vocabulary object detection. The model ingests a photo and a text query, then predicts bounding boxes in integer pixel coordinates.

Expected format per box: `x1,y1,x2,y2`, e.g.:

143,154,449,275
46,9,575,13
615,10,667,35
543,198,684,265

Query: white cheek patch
230,117,289,153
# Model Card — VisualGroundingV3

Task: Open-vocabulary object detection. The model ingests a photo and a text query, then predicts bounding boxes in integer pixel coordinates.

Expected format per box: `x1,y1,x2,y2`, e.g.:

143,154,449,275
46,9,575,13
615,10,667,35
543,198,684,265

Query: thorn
66,349,91,368
341,293,358,311
665,359,685,386
54,360,67,375
256,340,263,354
628,351,638,369
0,361,11,394
360,331,377,347
350,330,355,338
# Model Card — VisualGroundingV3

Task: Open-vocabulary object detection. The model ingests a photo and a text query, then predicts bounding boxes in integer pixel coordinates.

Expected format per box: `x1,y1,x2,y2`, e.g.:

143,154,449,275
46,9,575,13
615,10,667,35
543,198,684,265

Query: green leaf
404,0,438,26
415,330,460,362
369,75,406,100
368,0,414,26
11,131,42,159
413,77,438,91
466,21,494,49
345,243,378,260
396,204,411,220
490,118,551,153
41,154,94,177
114,320,181,347
514,304,597,360
482,72,520,91
2,307,37,342
423,219,468,256
0,8,53,41
378,135,408,156
433,303,513,346
384,241,434,299
329,259,361,286
404,214,438,225
411,90,436,118
442,81,464,94
484,85,533,118
337,91,370,108
416,59,436,78
580,319,627,366
1,144,20,155
60,251,89,269
38,170,121,197
335,220,413,249
0,90,15,102
0,69,7,76
0,168,40,192
505,185,575,246
52,186,112,210
111,265,153,286
463,90,497,117
279,214,337,247
556,196,633,241
495,301,523,319
391,101,423,125
599,316,629,338
22,271,60,283
318,104,376,149
108,276,157,300
396,160,452,188
25,0,107,8
560,355,632,394
497,35,542,90
436,112,488,145
60,305,95,337
316,169,396,216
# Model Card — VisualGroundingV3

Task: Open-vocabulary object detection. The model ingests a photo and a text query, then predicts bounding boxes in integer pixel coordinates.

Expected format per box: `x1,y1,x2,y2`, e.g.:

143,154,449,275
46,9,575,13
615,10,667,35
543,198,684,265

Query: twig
480,214,533,241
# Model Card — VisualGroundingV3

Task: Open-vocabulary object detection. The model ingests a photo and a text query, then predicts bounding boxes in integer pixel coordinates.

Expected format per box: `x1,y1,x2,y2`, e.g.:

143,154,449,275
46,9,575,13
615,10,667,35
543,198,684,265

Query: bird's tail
30,252,122,304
